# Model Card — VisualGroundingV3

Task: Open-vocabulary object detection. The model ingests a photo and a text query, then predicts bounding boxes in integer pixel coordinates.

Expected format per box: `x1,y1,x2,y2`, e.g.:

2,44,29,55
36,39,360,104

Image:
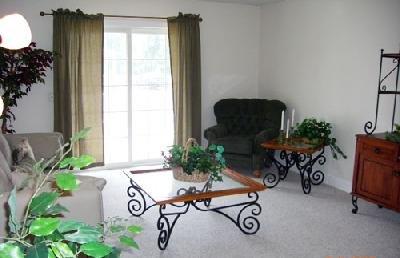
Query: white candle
291,109,295,127
280,110,284,130
286,118,290,138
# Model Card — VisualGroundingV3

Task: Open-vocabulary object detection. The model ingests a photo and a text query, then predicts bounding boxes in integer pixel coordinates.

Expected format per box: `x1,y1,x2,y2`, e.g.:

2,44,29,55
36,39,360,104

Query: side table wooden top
261,138,324,155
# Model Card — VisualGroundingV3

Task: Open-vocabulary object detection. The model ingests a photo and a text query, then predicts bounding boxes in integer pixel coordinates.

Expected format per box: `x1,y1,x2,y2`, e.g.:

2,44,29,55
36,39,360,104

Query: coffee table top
127,168,266,205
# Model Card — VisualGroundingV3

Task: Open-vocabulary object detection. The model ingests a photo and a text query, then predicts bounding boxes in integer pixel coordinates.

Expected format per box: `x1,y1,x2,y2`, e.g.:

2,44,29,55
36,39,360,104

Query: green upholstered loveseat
204,99,286,176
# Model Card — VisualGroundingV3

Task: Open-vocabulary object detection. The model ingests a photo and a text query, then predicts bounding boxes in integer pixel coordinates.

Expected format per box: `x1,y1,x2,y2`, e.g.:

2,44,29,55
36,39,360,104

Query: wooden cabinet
352,134,400,213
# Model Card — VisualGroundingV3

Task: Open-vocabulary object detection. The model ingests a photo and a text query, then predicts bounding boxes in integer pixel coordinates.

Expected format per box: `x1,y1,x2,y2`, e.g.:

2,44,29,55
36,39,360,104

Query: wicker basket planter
172,167,209,183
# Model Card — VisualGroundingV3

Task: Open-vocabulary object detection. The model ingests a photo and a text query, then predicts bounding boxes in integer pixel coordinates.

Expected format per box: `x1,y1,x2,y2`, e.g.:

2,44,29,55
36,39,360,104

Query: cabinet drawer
361,141,398,162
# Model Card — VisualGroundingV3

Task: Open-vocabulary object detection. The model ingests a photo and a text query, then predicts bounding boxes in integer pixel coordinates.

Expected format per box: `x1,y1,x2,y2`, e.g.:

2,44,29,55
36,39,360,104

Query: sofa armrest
204,124,228,141
5,132,64,162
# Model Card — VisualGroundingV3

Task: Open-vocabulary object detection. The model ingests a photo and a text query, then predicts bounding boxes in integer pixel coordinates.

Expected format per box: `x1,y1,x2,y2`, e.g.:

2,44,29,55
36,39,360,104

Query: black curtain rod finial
40,11,45,16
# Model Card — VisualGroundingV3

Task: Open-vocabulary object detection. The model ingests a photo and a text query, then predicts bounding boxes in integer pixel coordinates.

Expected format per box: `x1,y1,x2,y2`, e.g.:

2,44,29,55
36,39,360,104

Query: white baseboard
323,173,352,193
289,169,352,193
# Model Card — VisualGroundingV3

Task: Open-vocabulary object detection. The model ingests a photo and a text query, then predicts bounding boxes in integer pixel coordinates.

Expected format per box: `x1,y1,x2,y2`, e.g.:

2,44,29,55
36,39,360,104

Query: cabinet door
356,155,398,207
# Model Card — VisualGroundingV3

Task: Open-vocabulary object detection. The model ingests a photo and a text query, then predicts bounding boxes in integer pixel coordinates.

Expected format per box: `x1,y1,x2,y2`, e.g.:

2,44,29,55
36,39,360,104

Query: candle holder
277,130,285,144
288,127,295,145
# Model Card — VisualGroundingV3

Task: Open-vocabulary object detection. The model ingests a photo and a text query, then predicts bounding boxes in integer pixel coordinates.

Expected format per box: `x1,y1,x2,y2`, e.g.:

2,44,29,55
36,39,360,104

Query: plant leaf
119,235,139,249
29,218,60,236
47,248,56,258
110,225,125,233
58,221,87,234
0,243,24,258
7,187,20,234
63,225,102,244
80,242,112,258
104,247,121,258
127,225,143,235
30,192,60,216
44,203,69,216
26,243,48,258
55,173,79,191
50,242,74,258
70,127,91,142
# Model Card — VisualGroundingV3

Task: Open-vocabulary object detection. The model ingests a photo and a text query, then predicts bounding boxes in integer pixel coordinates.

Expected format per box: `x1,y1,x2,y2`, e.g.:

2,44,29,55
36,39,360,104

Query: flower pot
172,167,209,182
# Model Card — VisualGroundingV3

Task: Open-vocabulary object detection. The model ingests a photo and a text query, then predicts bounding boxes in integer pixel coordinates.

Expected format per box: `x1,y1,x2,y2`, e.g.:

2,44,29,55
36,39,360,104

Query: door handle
373,147,381,154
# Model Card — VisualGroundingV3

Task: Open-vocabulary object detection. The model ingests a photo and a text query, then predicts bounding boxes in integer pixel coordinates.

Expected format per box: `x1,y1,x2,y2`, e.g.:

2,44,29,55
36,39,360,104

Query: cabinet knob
373,147,381,154
393,171,400,177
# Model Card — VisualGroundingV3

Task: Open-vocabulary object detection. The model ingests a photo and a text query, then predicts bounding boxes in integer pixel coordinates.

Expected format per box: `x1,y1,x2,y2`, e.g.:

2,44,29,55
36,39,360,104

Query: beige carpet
81,168,400,258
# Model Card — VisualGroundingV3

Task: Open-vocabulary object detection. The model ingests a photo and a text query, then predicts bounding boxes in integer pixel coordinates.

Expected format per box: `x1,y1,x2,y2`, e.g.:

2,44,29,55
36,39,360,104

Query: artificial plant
162,143,226,182
293,118,347,159
0,128,141,257
0,42,53,133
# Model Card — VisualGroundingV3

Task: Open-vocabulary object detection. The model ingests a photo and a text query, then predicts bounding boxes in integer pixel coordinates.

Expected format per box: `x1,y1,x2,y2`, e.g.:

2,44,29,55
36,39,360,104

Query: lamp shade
0,13,32,50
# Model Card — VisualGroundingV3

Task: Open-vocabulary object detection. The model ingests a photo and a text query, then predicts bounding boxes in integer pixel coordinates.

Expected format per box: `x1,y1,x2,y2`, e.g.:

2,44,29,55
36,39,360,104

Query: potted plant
0,129,141,257
162,138,226,182
0,42,53,133
293,118,347,159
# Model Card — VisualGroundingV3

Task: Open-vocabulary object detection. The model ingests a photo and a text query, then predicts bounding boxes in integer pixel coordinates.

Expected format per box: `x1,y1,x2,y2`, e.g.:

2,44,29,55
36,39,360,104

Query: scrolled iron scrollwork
351,195,358,214
157,204,189,250
127,178,156,217
364,121,376,135
311,170,325,185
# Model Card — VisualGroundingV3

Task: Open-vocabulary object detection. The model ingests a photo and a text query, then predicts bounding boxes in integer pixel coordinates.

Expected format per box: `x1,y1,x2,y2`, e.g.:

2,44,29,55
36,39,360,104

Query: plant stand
261,139,326,194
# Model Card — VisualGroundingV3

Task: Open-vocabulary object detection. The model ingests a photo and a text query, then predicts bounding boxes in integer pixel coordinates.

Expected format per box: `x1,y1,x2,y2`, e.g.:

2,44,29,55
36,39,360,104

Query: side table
261,138,326,194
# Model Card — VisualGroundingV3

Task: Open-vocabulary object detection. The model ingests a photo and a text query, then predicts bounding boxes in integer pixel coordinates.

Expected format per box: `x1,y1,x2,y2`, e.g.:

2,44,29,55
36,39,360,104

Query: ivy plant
0,42,53,133
162,144,226,182
293,118,347,159
0,128,141,257
385,123,400,142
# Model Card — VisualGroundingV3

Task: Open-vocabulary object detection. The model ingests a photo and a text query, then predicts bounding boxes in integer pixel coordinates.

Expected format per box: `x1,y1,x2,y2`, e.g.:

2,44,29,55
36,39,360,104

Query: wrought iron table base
263,148,326,194
127,179,262,250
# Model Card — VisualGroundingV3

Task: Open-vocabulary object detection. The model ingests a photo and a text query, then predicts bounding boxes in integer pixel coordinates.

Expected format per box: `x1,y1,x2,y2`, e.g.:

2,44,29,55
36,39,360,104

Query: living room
0,0,399,257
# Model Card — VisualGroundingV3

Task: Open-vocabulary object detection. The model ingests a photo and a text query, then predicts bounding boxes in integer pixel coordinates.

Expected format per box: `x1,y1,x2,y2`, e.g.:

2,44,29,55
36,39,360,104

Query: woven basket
172,167,209,182
172,138,209,183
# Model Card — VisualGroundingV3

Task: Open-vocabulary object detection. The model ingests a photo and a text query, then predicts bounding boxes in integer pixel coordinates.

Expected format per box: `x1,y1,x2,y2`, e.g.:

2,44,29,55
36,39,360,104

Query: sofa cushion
0,133,12,167
212,135,254,155
0,152,12,194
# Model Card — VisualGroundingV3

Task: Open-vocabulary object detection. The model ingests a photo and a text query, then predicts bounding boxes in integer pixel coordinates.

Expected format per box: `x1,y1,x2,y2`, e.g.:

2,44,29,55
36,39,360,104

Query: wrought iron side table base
126,178,262,250
263,148,326,194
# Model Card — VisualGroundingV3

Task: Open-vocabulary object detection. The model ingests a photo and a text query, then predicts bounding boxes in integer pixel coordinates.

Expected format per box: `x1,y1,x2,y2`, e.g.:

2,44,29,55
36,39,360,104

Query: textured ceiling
197,0,279,6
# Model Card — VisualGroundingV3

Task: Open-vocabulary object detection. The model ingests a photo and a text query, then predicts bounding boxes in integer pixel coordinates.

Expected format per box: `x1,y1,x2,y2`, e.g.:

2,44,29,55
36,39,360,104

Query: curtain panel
167,13,202,145
53,9,104,163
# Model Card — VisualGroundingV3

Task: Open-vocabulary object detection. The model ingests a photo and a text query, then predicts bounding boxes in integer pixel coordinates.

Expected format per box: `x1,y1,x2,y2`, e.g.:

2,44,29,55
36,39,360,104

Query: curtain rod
39,11,203,21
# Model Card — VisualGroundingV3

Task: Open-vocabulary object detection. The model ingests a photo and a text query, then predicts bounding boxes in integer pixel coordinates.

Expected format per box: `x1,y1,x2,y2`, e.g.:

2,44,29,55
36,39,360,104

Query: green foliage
385,124,400,142
0,42,53,133
0,128,141,257
293,118,347,159
0,243,24,258
162,143,226,182
80,242,112,258
55,173,79,191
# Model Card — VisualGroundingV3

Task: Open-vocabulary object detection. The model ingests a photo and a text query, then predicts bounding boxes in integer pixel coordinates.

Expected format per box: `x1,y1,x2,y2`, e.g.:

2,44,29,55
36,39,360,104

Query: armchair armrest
204,124,228,141
254,127,280,146
5,132,64,162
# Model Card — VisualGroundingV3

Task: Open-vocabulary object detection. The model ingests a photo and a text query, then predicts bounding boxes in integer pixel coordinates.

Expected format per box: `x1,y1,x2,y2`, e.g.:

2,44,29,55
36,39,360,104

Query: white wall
0,0,260,141
259,0,400,192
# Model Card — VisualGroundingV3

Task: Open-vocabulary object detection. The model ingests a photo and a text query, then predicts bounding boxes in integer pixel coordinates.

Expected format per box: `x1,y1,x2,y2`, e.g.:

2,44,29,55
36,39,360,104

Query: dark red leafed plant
0,42,53,133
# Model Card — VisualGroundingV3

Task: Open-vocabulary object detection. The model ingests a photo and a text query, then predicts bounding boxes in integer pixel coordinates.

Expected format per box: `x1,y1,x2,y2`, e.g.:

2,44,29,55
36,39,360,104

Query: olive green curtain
167,13,202,145
53,9,104,163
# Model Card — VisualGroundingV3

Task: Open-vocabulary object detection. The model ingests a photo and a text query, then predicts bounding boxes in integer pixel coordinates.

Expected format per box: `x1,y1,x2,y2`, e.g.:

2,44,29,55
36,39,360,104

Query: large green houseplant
0,42,53,133
0,128,141,257
293,118,347,159
162,138,226,182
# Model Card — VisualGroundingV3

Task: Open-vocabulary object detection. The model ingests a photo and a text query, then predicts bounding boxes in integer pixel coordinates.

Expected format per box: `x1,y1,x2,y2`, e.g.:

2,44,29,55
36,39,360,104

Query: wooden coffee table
124,168,266,250
261,138,326,194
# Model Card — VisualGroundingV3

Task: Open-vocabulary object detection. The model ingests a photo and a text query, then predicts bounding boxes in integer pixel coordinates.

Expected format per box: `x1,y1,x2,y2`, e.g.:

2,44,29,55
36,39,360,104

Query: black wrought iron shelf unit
364,50,400,134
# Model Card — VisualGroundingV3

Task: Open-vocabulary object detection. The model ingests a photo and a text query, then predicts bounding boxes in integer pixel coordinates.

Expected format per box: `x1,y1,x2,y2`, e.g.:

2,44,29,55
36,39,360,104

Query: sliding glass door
103,19,173,165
